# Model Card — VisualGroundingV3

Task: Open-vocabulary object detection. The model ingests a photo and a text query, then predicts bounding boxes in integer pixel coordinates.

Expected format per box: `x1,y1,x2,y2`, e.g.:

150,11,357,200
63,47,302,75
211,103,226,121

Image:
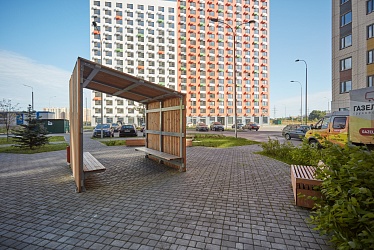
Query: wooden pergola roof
79,57,184,103
69,58,186,193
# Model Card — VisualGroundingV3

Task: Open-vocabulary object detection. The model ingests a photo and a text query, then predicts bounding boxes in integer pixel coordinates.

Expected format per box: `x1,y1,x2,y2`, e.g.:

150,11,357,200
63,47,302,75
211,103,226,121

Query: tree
13,105,49,149
0,99,19,141
309,110,326,121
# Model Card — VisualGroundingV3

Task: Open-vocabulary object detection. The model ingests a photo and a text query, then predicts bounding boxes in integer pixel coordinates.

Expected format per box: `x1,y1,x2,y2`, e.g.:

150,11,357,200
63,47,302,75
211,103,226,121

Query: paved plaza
0,134,331,249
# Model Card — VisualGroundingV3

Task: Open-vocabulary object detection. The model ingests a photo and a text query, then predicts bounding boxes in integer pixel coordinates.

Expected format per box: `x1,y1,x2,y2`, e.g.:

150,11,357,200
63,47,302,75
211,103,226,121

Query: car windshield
214,122,222,125
198,123,206,126
112,123,118,126
122,125,133,129
95,124,110,129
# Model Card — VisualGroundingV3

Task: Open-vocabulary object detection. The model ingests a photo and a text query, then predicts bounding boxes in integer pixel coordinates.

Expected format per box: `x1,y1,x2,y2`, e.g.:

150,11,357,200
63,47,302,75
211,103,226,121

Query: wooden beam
82,64,101,88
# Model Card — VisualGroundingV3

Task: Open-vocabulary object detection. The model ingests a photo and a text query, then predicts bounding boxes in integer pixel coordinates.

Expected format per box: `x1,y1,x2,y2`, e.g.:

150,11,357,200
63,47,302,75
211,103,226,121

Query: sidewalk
0,134,331,249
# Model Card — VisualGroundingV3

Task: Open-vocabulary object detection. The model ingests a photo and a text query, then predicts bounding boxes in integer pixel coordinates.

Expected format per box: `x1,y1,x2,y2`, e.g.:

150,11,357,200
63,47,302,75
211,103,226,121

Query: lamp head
210,18,219,22
295,59,300,62
290,81,295,82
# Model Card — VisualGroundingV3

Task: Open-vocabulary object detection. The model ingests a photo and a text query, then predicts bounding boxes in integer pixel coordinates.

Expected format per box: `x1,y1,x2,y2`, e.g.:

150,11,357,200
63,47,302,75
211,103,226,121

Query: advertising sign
349,87,374,145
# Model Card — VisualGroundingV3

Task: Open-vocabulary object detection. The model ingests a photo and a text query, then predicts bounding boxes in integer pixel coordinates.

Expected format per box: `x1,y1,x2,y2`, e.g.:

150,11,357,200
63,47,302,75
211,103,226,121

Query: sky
0,0,332,118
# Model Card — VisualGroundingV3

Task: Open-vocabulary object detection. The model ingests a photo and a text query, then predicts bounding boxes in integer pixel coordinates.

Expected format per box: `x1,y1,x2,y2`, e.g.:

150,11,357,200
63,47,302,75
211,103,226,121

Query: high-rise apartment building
331,0,374,111
90,0,270,127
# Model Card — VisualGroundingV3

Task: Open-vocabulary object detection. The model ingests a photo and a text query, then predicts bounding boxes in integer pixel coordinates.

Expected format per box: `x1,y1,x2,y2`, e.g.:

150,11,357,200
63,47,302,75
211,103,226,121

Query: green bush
101,140,127,146
310,145,374,250
260,138,294,161
261,139,374,249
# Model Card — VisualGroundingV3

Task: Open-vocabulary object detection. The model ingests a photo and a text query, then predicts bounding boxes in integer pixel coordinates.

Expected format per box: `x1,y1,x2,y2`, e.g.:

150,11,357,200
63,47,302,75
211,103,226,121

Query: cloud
0,50,72,110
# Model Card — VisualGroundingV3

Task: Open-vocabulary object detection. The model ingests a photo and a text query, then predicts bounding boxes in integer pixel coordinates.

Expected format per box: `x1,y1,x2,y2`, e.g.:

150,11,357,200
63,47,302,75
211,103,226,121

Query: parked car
196,123,209,131
244,123,260,131
282,124,310,140
92,124,114,138
210,122,224,131
232,123,244,129
112,123,120,132
119,124,138,137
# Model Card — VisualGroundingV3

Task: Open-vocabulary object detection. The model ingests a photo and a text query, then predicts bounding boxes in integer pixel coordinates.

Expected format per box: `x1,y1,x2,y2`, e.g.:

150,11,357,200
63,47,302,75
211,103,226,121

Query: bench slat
83,152,106,173
135,147,181,161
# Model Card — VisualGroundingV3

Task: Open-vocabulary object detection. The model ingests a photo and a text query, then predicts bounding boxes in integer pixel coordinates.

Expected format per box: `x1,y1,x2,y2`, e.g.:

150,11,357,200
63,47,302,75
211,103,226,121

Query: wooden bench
135,147,185,171
291,165,322,208
125,138,145,146
83,152,106,179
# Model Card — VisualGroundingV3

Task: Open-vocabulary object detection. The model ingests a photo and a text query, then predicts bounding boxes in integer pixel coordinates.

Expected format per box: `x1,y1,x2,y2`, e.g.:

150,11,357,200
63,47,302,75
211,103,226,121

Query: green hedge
261,139,374,249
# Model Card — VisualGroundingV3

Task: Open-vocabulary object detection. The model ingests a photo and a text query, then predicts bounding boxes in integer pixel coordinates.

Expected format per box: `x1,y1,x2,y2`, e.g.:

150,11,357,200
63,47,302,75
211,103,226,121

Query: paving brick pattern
0,133,332,249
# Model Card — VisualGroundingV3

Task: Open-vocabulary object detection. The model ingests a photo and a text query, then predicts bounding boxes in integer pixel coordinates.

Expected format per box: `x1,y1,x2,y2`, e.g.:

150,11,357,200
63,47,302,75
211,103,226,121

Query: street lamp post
92,21,105,138
295,59,308,125
209,18,255,138
23,84,34,111
290,81,303,124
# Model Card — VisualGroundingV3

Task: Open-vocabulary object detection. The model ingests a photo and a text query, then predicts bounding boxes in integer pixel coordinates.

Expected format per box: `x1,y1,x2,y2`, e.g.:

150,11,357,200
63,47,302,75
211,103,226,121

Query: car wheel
309,139,321,149
285,133,291,140
222,129,224,131
256,129,259,131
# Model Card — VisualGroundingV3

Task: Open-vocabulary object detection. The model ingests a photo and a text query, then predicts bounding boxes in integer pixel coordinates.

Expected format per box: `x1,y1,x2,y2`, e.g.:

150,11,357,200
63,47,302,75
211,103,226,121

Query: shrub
310,145,374,250
260,138,295,162
101,140,127,146
261,139,374,249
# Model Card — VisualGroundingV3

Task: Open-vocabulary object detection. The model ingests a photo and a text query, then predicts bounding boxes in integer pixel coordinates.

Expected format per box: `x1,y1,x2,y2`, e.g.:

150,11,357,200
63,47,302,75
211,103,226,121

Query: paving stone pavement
0,133,332,250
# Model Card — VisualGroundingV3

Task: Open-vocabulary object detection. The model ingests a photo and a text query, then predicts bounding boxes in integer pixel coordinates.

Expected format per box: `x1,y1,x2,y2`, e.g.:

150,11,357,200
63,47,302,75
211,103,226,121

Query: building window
340,80,352,93
368,24,374,39
368,0,374,14
368,75,374,87
340,11,352,27
368,49,374,64
340,34,352,49
341,0,349,4
340,57,352,71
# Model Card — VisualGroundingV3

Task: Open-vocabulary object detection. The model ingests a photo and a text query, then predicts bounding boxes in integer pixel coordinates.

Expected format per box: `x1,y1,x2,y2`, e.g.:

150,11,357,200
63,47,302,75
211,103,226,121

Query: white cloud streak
0,50,72,111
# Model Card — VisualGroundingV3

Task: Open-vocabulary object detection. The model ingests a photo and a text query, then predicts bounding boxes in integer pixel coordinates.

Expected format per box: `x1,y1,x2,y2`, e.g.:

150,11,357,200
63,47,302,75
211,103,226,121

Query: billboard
349,87,374,144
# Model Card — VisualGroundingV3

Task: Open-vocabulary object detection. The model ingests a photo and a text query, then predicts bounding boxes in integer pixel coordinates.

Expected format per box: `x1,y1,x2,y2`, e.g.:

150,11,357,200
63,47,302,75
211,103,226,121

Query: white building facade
90,0,178,126
89,0,270,127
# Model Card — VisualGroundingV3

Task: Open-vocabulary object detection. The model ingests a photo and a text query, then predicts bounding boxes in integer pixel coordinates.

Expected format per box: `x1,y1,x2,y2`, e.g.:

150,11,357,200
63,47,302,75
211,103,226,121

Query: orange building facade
177,0,270,126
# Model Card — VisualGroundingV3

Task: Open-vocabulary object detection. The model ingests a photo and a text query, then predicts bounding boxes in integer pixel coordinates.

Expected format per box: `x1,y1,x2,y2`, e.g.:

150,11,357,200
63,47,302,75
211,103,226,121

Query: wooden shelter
69,58,186,192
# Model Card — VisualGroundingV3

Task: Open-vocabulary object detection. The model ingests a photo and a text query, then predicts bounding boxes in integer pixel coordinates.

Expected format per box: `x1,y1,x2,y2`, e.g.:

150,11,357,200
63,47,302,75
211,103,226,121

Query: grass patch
192,134,260,148
47,136,66,142
101,140,127,146
0,135,65,145
0,137,16,145
0,143,69,154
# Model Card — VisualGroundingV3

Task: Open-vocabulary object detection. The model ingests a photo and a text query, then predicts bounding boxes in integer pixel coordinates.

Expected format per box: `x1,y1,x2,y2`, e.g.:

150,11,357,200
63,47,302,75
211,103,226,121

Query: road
187,125,303,146
1,125,304,146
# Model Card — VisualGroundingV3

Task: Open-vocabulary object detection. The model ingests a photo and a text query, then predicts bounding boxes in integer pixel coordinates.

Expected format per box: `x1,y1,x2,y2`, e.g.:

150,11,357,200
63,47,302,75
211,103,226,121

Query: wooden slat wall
146,97,186,170
147,102,161,151
69,60,83,192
